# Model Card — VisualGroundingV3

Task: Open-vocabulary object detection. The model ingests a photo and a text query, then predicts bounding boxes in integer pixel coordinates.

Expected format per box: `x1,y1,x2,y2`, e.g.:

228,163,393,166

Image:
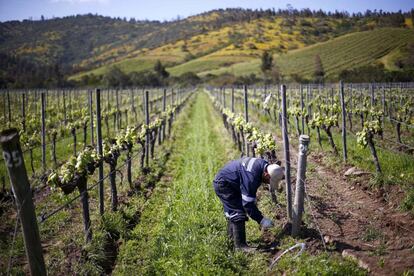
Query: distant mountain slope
198,28,414,80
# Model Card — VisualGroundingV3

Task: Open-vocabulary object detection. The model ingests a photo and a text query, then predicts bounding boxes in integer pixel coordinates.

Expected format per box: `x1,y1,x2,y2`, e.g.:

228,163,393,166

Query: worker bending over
213,157,284,252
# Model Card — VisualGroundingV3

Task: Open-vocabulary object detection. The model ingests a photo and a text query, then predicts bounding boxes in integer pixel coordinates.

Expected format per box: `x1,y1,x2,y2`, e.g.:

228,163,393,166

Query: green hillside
73,14,388,80
199,28,414,80
1,9,412,87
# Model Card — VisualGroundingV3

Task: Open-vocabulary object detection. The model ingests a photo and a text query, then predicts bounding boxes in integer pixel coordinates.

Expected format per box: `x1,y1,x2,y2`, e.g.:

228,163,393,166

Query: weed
401,188,414,214
362,225,383,242
378,257,385,268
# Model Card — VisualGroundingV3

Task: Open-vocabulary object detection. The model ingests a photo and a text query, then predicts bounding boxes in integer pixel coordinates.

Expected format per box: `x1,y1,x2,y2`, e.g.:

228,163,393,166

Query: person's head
262,163,284,190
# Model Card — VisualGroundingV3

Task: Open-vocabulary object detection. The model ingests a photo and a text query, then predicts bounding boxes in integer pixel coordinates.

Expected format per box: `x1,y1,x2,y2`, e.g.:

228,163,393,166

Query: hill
0,9,297,72
72,14,386,80
71,11,412,82
199,28,414,80
0,8,412,86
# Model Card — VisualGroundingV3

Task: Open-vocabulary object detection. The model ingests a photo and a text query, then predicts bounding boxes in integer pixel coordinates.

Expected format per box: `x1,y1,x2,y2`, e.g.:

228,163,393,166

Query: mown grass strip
114,92,269,274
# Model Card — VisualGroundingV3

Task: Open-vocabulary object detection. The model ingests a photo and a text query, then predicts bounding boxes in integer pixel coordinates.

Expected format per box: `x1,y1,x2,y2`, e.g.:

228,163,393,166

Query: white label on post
3,150,22,168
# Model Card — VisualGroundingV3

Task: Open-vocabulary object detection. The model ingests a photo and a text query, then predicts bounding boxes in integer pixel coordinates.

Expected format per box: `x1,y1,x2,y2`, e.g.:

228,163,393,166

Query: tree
313,54,325,83
411,9,414,27
261,51,273,74
154,60,169,79
103,66,130,88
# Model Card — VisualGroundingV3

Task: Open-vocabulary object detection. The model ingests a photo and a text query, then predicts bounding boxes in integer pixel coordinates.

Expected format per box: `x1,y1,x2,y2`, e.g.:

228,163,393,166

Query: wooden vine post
41,92,46,172
244,85,249,156
300,85,305,135
104,143,120,212
223,87,226,108
88,90,94,146
116,89,120,131
231,87,235,113
339,81,348,162
162,88,167,142
95,89,105,215
21,92,26,132
145,90,150,168
131,89,137,123
0,129,46,276
78,176,92,242
281,85,292,220
6,90,11,124
370,83,375,107
63,89,67,125
292,135,310,236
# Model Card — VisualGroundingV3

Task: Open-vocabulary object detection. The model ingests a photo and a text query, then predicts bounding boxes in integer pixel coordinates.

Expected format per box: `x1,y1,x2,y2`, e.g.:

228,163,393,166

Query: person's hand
260,217,274,230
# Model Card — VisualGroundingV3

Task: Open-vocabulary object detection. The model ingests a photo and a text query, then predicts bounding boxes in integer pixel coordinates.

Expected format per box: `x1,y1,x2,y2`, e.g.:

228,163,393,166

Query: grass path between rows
113,92,268,274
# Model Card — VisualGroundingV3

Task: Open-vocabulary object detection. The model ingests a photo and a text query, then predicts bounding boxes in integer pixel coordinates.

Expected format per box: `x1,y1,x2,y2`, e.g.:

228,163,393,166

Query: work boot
232,220,255,253
226,219,233,240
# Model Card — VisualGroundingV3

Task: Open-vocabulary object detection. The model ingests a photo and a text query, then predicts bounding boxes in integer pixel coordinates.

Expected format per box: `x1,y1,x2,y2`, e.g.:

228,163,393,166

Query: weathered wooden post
145,91,150,168
162,88,167,142
21,92,26,132
6,90,11,125
116,89,120,131
339,81,347,162
292,135,310,236
231,87,235,113
130,89,135,123
281,85,292,220
223,87,226,108
244,85,250,156
88,90,94,146
370,83,375,107
63,89,67,125
2,91,6,125
96,89,104,215
1,129,46,276
300,85,305,135
41,92,46,172
78,176,92,242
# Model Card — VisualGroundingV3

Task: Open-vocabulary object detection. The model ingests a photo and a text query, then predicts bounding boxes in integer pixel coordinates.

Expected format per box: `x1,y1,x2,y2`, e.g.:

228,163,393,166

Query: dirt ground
270,144,414,275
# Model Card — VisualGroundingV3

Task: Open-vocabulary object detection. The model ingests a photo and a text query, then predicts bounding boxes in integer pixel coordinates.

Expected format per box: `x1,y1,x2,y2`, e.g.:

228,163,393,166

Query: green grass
114,92,268,274
202,28,414,79
168,55,255,77
71,57,169,80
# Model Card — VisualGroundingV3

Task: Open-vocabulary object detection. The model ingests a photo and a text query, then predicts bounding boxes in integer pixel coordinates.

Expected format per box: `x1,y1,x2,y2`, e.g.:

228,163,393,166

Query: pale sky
0,0,412,22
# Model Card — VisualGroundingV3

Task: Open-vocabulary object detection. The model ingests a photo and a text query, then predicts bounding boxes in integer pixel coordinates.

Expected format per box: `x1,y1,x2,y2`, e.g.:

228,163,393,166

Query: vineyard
0,83,414,275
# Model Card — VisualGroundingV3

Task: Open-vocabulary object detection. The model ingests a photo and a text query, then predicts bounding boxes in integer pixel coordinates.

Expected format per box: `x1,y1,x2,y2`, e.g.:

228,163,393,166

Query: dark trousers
213,179,247,222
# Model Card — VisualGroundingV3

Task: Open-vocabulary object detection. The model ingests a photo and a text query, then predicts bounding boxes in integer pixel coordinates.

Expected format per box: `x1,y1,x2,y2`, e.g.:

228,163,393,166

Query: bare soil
302,151,414,275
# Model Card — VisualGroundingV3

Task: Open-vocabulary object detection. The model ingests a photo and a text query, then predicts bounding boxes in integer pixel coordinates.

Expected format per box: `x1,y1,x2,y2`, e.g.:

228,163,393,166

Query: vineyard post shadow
281,84,292,220
292,135,310,236
0,129,46,276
